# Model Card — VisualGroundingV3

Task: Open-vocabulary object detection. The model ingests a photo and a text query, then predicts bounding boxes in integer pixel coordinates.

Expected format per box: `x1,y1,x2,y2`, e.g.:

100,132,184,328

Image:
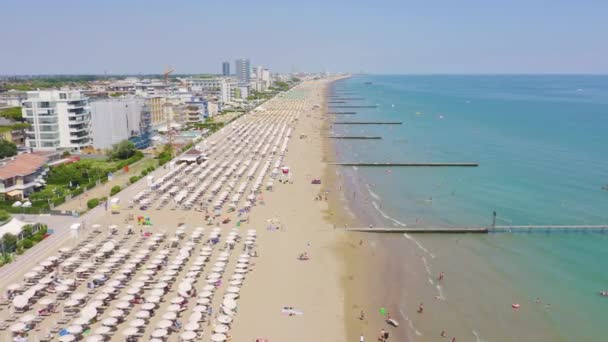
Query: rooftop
0,153,47,180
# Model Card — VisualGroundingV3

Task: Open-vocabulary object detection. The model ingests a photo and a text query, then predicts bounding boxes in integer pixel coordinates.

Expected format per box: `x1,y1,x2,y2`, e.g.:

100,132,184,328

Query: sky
1,0,607,75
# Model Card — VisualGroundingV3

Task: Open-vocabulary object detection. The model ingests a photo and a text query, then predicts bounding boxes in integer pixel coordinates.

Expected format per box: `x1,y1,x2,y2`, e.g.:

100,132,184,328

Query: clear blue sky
1,0,607,74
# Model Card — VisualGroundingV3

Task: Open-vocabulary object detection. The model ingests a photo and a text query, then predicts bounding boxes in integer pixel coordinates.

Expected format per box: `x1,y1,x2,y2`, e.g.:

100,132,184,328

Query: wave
371,201,407,227
403,233,435,259
472,329,486,342
365,183,381,201
400,309,423,338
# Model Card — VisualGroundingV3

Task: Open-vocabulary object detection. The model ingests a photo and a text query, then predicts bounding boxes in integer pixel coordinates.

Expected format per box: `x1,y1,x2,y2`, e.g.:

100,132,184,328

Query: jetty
328,97,365,100
327,112,357,115
329,162,479,167
332,121,401,125
330,105,378,108
327,136,382,140
327,101,345,104
346,227,488,233
345,225,608,234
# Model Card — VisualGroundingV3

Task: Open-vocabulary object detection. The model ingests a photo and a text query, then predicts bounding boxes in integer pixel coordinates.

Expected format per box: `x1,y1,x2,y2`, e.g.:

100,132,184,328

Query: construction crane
163,65,175,157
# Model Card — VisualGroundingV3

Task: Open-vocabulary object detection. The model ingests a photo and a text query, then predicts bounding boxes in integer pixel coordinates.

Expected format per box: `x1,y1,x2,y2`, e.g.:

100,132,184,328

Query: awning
6,190,22,198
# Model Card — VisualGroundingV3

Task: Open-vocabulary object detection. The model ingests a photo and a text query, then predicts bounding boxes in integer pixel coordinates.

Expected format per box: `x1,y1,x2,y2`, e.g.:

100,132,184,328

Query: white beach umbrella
162,312,177,321
146,295,161,303
59,335,76,342
115,301,130,309
181,331,197,340
199,291,213,298
102,318,118,327
129,319,145,327
157,319,173,329
86,335,104,342
122,327,139,336
67,325,83,334
109,309,125,318
19,314,36,323
211,333,227,342
192,305,207,312
152,329,168,338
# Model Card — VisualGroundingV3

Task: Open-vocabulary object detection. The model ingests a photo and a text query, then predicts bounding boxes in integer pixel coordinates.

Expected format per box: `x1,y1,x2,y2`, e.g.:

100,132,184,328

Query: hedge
110,185,121,196
87,198,99,209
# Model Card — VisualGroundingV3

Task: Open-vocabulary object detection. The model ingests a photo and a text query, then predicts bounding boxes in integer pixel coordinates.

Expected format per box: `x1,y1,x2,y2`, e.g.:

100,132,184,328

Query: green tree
0,209,10,222
110,140,136,160
21,238,33,249
21,225,33,240
87,198,99,209
110,185,121,196
0,140,17,159
1,233,17,253
0,107,23,121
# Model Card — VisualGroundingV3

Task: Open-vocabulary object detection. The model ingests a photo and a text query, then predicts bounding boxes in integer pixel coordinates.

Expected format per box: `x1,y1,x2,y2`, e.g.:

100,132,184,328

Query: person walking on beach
360,333,365,342
417,302,424,313
438,272,445,282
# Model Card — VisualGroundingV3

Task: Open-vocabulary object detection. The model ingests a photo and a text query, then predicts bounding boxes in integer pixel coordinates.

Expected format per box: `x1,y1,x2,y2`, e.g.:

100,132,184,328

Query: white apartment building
186,77,238,104
21,90,92,151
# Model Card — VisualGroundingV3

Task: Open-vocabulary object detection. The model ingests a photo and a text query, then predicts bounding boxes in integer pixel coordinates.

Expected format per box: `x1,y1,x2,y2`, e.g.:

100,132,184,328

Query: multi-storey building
235,59,251,84
21,90,92,151
186,77,238,104
222,62,230,76
90,97,151,149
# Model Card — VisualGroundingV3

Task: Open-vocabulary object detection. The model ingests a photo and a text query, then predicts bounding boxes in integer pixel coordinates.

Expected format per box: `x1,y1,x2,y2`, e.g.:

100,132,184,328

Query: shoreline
321,78,413,342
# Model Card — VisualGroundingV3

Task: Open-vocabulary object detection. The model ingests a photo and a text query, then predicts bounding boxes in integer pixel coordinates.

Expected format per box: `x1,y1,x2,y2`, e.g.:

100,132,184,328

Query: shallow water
330,75,608,341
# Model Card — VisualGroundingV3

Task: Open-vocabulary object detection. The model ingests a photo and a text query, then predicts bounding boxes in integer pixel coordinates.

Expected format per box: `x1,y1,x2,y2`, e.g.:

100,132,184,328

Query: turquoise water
330,75,608,340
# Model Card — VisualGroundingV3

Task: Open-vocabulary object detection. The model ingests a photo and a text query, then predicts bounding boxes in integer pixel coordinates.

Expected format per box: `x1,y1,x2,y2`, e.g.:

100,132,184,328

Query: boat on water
602,185,608,191
364,82,373,85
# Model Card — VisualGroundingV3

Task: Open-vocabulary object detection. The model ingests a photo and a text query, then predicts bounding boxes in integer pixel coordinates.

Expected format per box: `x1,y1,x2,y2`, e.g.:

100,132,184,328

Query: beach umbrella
139,302,155,311
9,322,26,332
179,282,192,292
189,312,202,323
24,272,38,279
122,327,139,336
19,314,36,323
197,297,210,305
59,335,75,342
119,294,134,302
167,304,181,312
152,329,168,338
227,286,240,293
115,301,130,309
95,293,109,301
146,295,161,303
199,291,213,298
192,305,207,312
7,283,21,291
39,298,55,306
129,319,145,327
171,297,185,304
181,331,197,340
211,333,227,342
217,315,232,324
73,317,90,326
109,309,124,318
157,319,173,329
67,325,83,334
56,285,69,293
126,287,140,295
203,284,215,292
94,326,111,335
379,307,387,316
229,280,242,286
223,298,237,310
86,335,104,342
71,292,86,301
64,299,80,308
162,312,177,321
150,289,165,297
135,310,150,319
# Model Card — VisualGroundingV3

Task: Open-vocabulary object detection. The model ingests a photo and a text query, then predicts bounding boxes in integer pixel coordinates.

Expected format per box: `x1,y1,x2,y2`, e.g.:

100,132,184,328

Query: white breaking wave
403,233,435,259
473,329,486,342
372,201,407,227
365,183,381,201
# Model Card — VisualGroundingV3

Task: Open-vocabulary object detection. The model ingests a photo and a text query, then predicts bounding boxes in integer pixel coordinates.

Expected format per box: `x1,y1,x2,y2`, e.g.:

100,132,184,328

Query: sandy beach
0,77,357,342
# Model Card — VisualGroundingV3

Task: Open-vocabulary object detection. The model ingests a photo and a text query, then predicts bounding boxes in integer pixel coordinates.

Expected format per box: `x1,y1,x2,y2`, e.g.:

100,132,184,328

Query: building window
60,93,67,99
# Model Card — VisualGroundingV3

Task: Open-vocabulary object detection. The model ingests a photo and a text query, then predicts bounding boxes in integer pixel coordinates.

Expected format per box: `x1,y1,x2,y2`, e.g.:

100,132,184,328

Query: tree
0,209,10,222
21,225,33,240
0,139,17,159
87,198,99,209
110,185,121,196
1,233,17,253
0,107,23,121
110,140,136,160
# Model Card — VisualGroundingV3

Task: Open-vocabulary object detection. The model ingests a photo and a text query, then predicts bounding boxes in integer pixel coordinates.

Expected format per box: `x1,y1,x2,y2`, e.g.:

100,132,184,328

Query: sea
328,75,608,341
